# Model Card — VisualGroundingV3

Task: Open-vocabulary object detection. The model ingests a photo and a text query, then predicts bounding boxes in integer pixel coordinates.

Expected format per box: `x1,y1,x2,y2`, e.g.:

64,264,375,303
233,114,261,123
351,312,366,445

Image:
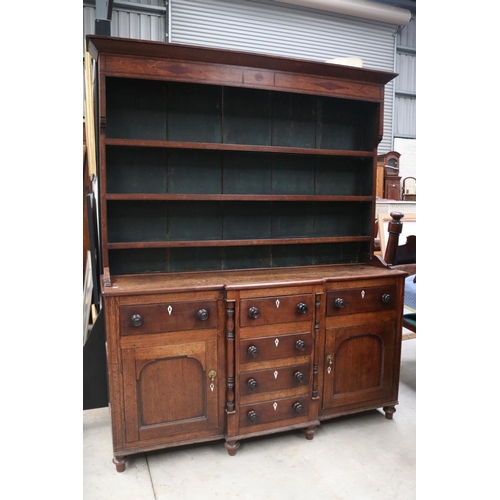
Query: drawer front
239,363,310,396
239,395,310,428
239,294,313,327
120,300,218,335
240,332,312,363
326,286,397,316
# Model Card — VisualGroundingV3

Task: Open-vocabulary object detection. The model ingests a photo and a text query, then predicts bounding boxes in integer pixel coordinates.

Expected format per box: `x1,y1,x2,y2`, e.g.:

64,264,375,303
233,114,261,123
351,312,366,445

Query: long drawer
326,286,397,316
119,300,218,335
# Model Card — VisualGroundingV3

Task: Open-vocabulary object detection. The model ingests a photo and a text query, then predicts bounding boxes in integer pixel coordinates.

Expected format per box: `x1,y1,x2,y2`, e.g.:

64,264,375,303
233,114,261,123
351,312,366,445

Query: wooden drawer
119,300,218,335
239,363,310,396
240,332,312,364
326,286,396,316
239,294,313,327
239,395,310,428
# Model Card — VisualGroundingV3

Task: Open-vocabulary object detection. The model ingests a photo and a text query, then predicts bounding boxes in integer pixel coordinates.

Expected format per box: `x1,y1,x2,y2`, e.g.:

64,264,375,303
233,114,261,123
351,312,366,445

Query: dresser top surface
101,263,406,296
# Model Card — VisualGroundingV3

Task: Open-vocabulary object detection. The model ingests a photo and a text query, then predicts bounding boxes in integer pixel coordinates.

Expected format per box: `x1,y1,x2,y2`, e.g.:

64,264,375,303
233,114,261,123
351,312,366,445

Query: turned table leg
112,455,127,473
224,440,240,456
383,406,396,420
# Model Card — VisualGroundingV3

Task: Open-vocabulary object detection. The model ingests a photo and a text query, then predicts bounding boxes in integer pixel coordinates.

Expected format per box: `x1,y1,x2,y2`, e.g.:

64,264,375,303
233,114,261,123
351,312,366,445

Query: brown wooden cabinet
86,35,406,472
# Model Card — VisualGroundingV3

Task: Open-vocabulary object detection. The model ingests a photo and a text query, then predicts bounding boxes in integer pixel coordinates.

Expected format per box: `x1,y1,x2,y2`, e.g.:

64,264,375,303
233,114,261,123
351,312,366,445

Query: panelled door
122,341,220,444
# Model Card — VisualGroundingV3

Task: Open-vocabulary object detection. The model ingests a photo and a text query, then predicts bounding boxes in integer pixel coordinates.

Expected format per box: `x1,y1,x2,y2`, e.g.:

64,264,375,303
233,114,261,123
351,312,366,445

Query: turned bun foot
383,406,396,420
113,456,127,472
225,440,240,456
304,426,316,440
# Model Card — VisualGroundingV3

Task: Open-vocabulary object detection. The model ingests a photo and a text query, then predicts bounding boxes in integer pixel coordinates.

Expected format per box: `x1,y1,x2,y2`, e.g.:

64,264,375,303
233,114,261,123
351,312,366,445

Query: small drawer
240,332,312,363
240,294,313,327
240,395,310,428
239,363,310,396
119,300,217,335
326,286,397,316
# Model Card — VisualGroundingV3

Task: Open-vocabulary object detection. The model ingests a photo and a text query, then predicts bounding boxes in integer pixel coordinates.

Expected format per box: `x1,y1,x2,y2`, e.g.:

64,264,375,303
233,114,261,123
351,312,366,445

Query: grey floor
83,338,416,500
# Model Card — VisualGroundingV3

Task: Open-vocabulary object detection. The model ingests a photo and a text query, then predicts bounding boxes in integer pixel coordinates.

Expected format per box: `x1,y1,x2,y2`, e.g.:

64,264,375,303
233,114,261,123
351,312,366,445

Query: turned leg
383,406,396,420
225,440,240,456
112,455,127,473
303,426,316,441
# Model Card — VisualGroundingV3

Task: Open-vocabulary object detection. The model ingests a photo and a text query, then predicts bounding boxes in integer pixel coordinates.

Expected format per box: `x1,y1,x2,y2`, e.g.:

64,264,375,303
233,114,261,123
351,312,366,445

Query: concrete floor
83,338,416,500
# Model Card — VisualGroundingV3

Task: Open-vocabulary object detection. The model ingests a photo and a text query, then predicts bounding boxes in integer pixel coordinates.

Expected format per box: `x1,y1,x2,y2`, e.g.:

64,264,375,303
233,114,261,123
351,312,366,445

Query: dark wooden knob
131,314,143,327
247,410,258,422
381,294,392,304
293,402,303,413
296,302,308,314
294,371,304,383
295,339,306,351
247,345,259,358
197,308,209,321
247,378,259,390
248,306,260,319
334,298,346,309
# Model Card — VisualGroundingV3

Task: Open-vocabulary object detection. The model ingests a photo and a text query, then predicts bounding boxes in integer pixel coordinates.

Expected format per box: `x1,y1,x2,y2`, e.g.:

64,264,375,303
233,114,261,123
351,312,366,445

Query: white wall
394,137,416,180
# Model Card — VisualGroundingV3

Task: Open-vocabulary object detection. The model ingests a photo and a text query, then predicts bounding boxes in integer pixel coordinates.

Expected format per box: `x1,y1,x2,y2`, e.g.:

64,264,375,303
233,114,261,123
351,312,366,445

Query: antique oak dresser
86,35,406,472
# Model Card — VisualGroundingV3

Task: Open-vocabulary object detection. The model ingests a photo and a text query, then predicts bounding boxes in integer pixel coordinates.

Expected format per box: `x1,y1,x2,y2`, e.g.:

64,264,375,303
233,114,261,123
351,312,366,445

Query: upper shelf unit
87,36,396,278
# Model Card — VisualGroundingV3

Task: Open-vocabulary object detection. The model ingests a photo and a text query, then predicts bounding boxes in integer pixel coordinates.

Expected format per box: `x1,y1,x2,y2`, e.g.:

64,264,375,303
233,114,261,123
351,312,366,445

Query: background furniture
402,176,416,201
87,35,407,472
382,211,416,339
377,151,401,200
377,212,416,268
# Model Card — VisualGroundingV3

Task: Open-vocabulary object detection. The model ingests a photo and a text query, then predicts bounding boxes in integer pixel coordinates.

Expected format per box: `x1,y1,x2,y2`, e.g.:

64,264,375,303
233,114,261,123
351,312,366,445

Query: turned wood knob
295,339,306,351
247,345,259,358
296,302,308,314
294,371,304,382
293,402,303,413
334,298,345,309
247,410,258,422
381,294,392,304
131,314,143,327
197,308,209,321
247,378,259,390
248,306,260,319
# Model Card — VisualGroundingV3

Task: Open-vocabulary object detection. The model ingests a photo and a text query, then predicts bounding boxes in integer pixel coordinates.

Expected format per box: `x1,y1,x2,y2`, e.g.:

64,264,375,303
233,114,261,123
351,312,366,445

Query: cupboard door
322,321,396,410
122,341,219,444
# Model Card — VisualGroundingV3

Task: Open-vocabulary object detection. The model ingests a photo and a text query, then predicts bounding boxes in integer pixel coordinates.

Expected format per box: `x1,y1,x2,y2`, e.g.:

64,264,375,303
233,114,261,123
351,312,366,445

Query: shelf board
107,236,372,249
104,138,375,158
105,194,373,202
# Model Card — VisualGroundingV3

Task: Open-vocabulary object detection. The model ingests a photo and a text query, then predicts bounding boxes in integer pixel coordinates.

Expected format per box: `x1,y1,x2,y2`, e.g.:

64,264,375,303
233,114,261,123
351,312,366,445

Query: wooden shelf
104,138,376,158
107,236,372,249
105,194,374,202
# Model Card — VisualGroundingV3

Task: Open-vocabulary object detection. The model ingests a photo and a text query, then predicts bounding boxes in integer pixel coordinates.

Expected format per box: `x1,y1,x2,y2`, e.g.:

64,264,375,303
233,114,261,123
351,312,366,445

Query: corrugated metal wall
394,17,416,138
83,1,167,41
83,0,405,152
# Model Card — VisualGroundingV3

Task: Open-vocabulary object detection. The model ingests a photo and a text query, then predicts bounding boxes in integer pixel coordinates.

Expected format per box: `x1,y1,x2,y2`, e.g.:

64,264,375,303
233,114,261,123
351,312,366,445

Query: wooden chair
383,212,416,276
384,211,416,339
